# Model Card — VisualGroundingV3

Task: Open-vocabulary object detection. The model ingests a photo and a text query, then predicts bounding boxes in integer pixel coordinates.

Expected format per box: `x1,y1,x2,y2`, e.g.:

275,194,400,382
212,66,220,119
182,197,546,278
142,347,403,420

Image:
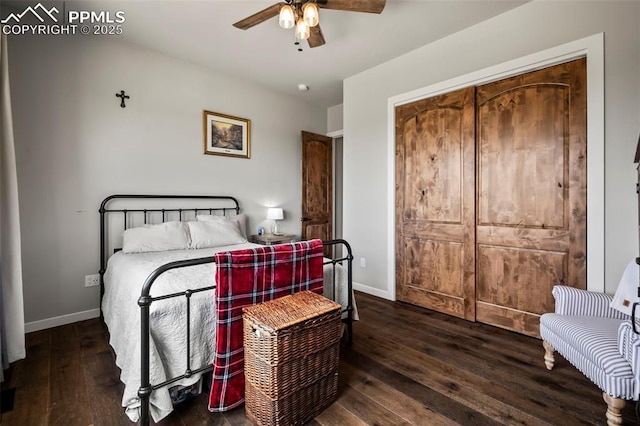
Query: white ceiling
10,0,528,108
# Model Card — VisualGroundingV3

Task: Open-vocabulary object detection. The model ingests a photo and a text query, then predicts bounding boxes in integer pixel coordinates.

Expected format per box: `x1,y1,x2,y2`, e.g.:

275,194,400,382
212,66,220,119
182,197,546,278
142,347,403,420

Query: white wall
9,34,326,326
327,103,343,134
344,1,640,298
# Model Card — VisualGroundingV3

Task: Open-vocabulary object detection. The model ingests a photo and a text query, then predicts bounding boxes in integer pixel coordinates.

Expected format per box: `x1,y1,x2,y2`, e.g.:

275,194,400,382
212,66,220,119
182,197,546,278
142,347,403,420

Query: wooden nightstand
250,234,297,245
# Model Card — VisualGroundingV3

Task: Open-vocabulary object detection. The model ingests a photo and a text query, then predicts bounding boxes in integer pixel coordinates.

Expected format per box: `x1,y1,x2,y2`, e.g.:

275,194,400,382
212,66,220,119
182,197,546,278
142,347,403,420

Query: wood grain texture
397,284,466,318
396,59,586,336
476,245,563,314
348,292,636,425
404,108,463,223
82,351,130,426
396,86,476,320
3,330,50,426
305,223,330,242
308,25,325,48
232,3,283,30
476,58,587,334
477,85,567,229
302,131,332,256
49,325,93,426
405,238,463,295
400,238,466,317
3,292,638,425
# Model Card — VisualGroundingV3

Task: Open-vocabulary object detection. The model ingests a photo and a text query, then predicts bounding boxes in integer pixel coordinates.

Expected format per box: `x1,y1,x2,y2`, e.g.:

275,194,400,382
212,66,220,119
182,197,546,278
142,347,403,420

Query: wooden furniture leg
603,393,625,426
542,340,555,370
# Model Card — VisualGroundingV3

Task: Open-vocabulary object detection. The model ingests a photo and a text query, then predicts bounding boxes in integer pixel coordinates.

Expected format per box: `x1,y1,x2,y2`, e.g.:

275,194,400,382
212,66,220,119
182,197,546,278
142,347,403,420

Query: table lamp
266,207,284,235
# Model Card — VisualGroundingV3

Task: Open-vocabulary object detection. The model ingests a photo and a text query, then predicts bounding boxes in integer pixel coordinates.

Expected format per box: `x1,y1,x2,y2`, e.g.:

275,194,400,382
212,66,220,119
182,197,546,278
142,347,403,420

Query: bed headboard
98,194,241,299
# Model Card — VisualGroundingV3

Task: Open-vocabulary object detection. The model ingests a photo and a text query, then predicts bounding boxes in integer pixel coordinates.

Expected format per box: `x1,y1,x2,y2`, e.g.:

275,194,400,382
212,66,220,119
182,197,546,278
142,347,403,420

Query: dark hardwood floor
2,292,639,425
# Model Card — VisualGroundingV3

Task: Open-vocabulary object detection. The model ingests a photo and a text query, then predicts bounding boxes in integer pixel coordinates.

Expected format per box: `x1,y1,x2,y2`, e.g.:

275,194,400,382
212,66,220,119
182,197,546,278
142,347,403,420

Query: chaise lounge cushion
540,313,636,399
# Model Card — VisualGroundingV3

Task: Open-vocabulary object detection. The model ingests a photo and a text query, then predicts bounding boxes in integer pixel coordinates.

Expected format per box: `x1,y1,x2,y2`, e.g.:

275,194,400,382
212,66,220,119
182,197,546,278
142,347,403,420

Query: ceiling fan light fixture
233,0,386,49
278,4,295,29
302,2,319,27
295,18,310,40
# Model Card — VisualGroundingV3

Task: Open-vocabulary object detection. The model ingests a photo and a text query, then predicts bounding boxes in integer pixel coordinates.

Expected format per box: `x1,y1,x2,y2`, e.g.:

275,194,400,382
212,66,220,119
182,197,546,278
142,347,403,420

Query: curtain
0,32,25,381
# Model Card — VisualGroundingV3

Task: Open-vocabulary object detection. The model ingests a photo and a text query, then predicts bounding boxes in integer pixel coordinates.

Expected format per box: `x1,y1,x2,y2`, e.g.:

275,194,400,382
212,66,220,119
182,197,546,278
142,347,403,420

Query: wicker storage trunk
243,291,342,426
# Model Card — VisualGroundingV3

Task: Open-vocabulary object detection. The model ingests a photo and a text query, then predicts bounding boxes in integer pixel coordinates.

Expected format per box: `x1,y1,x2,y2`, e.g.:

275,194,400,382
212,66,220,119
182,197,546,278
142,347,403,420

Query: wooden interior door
301,131,332,253
395,87,476,320
475,58,587,337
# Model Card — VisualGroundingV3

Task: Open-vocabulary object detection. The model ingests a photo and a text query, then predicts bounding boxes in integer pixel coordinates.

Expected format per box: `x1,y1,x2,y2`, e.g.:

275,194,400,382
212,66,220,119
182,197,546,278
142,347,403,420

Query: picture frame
202,110,251,158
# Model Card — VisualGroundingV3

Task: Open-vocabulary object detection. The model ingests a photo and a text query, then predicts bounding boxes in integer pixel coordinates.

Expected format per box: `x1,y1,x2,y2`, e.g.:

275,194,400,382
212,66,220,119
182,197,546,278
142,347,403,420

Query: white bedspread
102,243,355,422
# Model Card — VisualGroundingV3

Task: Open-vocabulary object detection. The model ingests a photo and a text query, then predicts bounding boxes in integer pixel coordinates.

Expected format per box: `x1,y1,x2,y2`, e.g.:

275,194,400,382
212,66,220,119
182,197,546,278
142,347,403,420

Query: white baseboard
25,308,101,333
353,281,395,301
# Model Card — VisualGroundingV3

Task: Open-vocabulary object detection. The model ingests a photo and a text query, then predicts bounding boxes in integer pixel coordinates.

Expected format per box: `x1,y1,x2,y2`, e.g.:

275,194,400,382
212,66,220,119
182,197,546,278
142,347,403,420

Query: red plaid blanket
208,239,324,412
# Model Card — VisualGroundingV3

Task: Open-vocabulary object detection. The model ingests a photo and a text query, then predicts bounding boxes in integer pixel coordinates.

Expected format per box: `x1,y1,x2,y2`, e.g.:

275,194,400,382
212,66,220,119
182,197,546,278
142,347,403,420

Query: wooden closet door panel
478,85,567,228
396,87,476,320
475,58,586,337
404,108,463,223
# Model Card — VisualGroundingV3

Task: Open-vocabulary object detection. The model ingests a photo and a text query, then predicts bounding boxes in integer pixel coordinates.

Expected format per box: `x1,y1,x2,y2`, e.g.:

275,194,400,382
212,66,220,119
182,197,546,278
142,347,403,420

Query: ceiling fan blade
308,24,326,48
233,3,284,30
318,0,386,14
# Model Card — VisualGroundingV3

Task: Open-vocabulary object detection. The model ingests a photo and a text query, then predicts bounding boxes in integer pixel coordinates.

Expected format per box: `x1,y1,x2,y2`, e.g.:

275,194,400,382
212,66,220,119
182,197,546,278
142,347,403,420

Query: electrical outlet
360,257,366,268
85,274,100,287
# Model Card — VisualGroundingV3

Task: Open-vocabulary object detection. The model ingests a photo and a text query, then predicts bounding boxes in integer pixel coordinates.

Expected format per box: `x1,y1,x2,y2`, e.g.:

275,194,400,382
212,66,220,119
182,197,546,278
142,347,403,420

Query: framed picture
202,110,251,158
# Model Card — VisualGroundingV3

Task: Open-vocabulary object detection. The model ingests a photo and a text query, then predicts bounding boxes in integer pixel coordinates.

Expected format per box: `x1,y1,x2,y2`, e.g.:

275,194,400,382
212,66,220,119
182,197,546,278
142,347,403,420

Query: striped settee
540,285,639,426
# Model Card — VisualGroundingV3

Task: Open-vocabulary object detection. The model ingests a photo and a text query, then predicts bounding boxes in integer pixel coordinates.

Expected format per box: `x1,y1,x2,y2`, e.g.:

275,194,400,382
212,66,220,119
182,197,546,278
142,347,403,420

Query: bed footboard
322,239,354,345
136,239,354,425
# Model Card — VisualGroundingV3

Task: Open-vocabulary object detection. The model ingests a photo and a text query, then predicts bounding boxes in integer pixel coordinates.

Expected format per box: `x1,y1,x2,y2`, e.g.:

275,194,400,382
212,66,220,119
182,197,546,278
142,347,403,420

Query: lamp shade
278,4,295,29
302,2,319,27
294,19,310,40
266,208,284,220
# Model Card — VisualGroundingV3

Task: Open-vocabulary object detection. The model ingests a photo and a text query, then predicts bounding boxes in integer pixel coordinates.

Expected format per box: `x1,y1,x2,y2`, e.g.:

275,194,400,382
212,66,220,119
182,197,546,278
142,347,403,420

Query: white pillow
196,213,248,239
187,220,247,249
122,221,191,254
611,259,640,316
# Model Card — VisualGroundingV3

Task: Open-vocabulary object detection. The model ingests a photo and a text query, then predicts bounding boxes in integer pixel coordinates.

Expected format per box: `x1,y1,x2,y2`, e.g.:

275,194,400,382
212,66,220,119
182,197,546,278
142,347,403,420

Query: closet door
475,58,587,337
395,87,476,320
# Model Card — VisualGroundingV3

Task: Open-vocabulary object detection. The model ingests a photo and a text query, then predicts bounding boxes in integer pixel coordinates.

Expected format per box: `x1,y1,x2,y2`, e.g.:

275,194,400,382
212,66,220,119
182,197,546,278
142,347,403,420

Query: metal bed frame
98,194,354,425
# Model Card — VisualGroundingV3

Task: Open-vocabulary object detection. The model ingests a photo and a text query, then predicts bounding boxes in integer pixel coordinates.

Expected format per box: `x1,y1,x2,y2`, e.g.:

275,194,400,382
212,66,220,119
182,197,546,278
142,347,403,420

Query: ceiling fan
233,0,386,49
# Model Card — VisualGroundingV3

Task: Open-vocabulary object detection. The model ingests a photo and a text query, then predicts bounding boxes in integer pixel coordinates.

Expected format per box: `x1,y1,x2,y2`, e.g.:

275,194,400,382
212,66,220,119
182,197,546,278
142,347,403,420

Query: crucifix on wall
115,90,129,108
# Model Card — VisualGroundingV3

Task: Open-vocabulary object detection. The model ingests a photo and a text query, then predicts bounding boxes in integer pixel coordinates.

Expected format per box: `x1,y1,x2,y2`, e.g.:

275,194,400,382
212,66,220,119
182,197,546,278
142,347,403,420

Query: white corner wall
9,34,326,328
344,0,640,299
327,103,343,134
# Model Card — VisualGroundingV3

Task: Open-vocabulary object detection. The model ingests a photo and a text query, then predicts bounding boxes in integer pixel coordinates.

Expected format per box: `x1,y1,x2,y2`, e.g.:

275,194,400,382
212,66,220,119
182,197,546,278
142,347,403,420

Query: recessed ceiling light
298,84,309,91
